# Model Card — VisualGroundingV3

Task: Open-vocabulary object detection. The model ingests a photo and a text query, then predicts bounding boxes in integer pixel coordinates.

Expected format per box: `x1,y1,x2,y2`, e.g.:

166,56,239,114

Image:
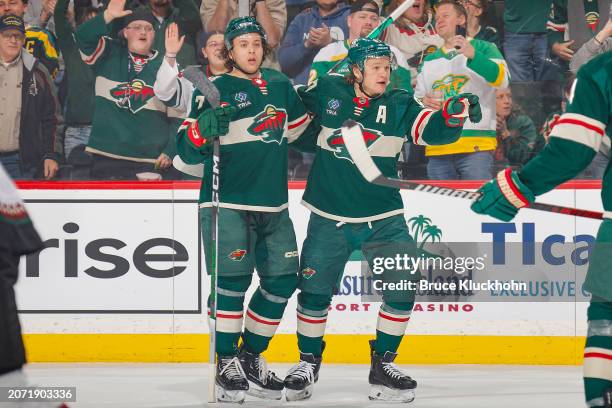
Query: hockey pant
0,251,25,375
296,212,418,356
201,207,299,356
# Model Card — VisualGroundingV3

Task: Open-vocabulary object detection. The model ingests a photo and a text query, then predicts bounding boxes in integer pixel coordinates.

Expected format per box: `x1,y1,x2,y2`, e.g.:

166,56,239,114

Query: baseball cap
350,0,380,15
0,14,25,34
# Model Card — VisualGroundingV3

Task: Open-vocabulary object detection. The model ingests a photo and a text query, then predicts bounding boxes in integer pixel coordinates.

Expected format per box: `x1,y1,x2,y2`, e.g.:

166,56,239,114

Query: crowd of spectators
0,0,609,181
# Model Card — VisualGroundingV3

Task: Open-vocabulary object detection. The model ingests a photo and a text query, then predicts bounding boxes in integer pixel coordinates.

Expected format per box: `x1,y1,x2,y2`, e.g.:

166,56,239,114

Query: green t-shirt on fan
504,0,553,33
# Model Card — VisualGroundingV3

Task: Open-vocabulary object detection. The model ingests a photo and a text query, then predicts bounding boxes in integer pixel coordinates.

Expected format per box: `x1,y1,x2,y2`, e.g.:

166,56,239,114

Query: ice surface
11,363,583,407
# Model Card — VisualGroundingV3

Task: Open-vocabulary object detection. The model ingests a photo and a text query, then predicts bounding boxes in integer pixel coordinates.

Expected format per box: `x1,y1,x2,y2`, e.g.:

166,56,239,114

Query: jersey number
196,95,206,110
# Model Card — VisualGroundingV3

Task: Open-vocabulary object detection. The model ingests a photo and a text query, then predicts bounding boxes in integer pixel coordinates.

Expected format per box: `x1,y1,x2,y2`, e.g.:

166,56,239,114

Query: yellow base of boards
23,334,586,365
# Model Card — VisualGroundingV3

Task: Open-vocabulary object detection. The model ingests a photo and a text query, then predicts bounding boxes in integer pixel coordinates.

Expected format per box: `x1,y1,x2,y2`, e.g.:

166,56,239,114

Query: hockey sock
374,302,414,354
212,275,251,356
296,291,331,356
584,297,612,408
243,274,297,354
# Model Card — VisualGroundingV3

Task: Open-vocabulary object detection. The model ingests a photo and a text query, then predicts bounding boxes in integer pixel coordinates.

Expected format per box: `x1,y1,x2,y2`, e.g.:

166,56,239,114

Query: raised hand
103,0,132,24
165,23,185,56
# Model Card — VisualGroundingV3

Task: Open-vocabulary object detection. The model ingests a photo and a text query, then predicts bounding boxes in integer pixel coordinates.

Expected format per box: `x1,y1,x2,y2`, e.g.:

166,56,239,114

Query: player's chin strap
358,81,382,99
229,57,260,77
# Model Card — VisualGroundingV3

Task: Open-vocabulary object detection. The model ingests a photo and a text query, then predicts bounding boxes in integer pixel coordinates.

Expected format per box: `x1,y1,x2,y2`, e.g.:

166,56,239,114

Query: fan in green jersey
283,38,482,403
471,52,612,408
175,16,314,404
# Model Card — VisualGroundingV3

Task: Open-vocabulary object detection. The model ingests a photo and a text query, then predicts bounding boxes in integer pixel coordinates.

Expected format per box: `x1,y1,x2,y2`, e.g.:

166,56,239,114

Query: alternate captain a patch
110,79,156,113
247,105,288,144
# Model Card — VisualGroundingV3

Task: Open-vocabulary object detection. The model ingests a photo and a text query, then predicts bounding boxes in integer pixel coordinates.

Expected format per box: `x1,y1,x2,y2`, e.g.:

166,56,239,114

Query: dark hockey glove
187,105,237,151
442,93,481,127
471,168,535,222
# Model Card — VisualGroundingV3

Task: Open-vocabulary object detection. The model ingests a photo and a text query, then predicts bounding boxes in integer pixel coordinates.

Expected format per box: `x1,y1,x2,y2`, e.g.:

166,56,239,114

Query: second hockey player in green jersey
283,38,483,403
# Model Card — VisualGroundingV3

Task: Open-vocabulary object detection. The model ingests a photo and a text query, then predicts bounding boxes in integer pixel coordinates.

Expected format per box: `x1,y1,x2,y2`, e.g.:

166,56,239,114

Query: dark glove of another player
190,106,237,151
442,93,482,127
471,168,535,222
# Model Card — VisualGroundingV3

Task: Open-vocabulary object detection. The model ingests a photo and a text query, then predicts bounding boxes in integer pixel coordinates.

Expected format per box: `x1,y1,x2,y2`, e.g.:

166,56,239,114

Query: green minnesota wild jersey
76,14,175,162
518,51,612,212
177,69,311,211
299,74,463,222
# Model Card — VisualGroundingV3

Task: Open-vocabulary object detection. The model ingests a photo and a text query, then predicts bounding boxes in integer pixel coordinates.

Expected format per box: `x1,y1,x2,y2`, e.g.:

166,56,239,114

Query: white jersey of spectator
414,41,510,156
153,58,195,115
382,11,443,84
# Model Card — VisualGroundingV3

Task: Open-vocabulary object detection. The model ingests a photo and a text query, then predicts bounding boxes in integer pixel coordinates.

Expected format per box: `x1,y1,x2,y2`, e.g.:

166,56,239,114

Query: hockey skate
216,356,249,403
368,340,417,403
284,351,323,401
237,347,284,400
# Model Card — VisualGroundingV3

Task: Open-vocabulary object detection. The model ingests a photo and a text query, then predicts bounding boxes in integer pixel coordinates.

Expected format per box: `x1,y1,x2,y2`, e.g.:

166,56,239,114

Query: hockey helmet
347,38,396,71
224,16,267,50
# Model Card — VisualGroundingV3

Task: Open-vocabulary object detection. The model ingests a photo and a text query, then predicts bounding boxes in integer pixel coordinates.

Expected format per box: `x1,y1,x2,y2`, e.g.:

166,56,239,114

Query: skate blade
245,380,282,400
285,384,313,401
368,385,415,403
216,384,246,404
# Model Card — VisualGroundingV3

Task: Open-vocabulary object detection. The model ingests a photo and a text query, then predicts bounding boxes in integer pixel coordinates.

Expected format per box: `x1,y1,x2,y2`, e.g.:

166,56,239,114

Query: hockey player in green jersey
471,51,612,408
283,38,483,403
175,16,312,403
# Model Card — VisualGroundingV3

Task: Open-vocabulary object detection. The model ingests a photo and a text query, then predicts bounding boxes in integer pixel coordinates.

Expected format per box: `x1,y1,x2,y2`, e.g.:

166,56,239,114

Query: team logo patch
228,249,247,261
585,11,600,32
432,74,469,100
234,91,251,109
326,124,382,163
326,98,341,116
247,105,288,144
353,96,370,116
301,267,316,280
110,79,156,113
235,92,248,102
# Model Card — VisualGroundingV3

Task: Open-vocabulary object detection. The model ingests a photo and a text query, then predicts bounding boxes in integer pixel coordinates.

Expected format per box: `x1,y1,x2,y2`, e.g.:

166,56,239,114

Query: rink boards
14,180,602,365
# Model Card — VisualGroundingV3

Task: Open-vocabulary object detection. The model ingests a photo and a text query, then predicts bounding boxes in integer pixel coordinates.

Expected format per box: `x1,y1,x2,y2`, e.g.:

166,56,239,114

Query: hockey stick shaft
325,0,415,75
181,67,222,402
385,178,603,220
341,120,604,220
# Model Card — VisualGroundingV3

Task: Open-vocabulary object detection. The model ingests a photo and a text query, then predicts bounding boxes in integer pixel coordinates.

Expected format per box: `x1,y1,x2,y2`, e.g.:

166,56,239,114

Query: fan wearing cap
0,0,59,79
282,38,482,402
174,16,313,403
0,14,61,180
308,0,412,92
75,0,178,179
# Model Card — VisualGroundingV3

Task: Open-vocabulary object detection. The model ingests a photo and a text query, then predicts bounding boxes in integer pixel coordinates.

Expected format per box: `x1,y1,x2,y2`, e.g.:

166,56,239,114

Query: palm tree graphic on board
407,215,431,240
420,225,442,250
407,215,443,250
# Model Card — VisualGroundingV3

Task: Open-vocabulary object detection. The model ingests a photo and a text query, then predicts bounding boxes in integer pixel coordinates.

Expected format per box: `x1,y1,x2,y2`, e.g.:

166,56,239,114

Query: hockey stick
181,66,222,402
326,0,415,75
340,119,604,220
